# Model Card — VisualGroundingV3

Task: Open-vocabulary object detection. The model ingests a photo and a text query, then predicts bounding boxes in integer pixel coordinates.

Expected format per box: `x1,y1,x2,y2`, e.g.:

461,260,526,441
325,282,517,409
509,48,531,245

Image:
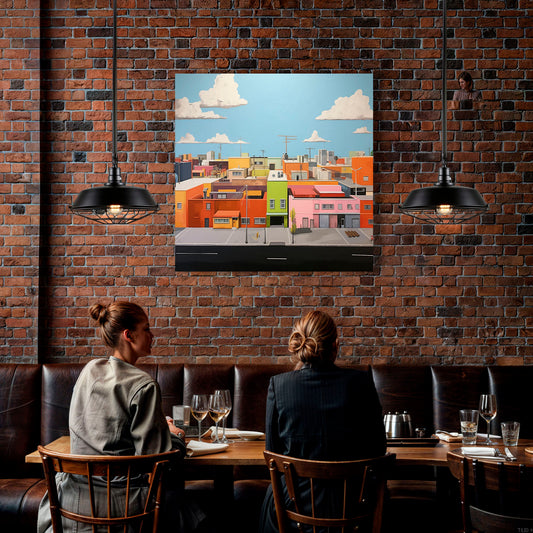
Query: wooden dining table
27,435,533,513
26,435,463,466
26,435,459,501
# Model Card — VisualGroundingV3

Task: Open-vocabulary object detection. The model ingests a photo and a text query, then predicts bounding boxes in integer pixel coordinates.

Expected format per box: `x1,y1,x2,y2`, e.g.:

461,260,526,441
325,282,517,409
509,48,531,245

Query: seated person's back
260,310,386,533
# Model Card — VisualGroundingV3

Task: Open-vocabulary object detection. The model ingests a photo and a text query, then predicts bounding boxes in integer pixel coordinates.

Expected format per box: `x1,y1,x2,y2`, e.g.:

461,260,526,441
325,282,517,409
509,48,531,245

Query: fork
493,448,516,461
492,449,506,459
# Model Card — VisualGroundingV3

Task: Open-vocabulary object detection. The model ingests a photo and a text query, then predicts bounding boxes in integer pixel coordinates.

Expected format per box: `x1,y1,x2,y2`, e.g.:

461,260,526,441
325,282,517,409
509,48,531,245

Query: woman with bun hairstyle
38,302,205,533
259,310,386,533
70,302,186,456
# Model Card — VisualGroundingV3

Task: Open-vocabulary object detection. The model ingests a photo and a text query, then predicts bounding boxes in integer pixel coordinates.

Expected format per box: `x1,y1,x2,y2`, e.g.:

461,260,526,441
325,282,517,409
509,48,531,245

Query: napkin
204,427,241,439
203,427,265,440
435,431,463,443
460,447,497,457
186,440,229,457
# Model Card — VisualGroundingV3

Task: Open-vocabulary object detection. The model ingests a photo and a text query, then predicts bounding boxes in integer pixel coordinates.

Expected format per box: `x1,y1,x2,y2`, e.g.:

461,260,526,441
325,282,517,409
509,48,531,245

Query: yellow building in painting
227,156,250,170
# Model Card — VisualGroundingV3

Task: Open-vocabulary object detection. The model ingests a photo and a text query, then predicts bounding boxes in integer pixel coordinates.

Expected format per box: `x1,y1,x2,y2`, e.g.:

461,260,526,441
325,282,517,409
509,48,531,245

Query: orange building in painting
176,178,267,229
175,179,215,227
282,160,310,180
359,197,373,228
351,156,373,187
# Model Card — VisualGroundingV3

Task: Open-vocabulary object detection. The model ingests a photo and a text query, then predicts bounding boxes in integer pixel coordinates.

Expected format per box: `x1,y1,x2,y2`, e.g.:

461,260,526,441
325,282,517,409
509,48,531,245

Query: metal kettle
383,411,413,438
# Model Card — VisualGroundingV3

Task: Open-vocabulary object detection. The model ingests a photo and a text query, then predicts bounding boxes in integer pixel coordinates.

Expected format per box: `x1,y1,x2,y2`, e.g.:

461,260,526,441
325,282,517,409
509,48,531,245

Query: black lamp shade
400,165,488,223
400,184,488,223
71,183,159,224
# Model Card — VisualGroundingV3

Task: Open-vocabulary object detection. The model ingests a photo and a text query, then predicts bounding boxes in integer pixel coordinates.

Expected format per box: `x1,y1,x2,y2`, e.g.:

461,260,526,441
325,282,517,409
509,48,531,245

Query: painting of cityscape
174,73,374,271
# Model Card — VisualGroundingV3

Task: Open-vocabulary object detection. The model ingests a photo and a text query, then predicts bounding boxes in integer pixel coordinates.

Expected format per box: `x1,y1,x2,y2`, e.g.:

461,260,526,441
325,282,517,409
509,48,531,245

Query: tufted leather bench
2,362,533,533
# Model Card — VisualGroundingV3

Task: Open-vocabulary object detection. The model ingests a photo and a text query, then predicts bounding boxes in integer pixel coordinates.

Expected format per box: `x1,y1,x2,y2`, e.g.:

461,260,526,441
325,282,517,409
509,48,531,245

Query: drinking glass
479,394,497,445
209,392,226,444
459,409,479,445
215,389,232,444
501,421,520,447
190,394,209,442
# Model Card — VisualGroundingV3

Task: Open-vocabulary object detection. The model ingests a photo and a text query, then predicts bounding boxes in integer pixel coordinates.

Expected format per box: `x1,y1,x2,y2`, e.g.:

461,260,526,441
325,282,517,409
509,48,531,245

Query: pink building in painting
288,183,362,229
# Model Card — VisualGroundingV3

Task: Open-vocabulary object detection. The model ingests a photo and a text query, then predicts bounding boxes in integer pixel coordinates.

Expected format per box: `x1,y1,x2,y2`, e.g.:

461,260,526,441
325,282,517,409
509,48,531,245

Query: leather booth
1,362,532,533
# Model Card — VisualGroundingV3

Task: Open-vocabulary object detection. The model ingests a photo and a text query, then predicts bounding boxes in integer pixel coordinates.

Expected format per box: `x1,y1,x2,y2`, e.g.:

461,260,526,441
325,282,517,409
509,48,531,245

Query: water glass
501,421,520,447
172,405,190,428
459,409,479,445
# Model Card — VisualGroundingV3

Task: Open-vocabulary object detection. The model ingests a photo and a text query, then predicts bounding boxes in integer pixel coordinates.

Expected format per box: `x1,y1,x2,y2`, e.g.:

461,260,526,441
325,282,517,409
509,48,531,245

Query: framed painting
174,73,374,271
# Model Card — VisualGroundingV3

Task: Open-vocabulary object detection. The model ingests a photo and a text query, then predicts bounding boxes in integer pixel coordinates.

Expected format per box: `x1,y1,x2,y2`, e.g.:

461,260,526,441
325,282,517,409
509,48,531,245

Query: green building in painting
266,170,288,227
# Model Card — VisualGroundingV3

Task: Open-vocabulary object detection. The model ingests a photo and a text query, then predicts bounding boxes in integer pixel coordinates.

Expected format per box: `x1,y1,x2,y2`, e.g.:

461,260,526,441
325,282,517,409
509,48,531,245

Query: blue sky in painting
175,73,373,160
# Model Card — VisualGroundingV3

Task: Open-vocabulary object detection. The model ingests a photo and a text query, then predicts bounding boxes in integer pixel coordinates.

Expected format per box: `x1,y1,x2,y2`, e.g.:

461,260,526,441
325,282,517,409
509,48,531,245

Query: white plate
238,431,264,441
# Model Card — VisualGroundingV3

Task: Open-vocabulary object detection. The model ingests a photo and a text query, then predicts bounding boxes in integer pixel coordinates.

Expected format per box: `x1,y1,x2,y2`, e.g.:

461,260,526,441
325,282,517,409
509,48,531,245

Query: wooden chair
264,451,395,533
447,452,533,533
38,445,181,533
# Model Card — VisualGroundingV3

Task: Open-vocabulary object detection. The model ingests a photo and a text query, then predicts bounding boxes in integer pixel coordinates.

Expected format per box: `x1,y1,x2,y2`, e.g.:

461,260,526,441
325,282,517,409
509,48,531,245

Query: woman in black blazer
260,310,386,533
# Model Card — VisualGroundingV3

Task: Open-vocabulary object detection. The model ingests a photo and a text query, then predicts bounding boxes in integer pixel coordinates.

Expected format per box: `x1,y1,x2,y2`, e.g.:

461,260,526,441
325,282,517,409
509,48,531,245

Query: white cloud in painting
200,74,248,109
353,126,371,134
303,130,330,143
316,89,373,120
205,133,246,144
175,97,225,119
177,133,200,144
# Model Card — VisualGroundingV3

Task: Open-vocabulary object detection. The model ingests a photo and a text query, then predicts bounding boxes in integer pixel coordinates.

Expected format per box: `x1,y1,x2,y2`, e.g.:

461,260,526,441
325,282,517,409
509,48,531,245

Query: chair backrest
264,451,395,533
447,452,533,533
38,445,181,533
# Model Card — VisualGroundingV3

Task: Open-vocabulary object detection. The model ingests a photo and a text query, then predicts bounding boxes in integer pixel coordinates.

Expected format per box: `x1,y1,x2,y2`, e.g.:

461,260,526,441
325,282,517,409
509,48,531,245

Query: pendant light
71,0,159,224
400,0,487,224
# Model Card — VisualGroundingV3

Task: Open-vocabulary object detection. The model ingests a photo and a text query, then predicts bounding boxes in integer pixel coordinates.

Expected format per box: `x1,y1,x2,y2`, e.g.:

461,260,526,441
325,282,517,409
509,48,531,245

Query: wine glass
190,394,209,442
215,389,232,444
479,394,497,445
209,392,226,444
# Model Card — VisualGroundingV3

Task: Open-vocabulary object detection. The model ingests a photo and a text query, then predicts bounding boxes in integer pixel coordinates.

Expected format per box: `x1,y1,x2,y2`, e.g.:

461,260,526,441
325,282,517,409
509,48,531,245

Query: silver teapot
383,411,413,438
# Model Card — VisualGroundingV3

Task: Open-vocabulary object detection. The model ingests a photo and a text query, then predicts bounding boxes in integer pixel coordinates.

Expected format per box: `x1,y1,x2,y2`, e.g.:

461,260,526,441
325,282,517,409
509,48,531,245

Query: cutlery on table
462,448,515,461
490,449,516,461
504,447,517,461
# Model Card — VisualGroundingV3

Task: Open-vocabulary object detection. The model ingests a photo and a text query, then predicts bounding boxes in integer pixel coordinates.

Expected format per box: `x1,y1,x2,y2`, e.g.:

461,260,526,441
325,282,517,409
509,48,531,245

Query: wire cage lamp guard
399,0,488,224
70,0,159,224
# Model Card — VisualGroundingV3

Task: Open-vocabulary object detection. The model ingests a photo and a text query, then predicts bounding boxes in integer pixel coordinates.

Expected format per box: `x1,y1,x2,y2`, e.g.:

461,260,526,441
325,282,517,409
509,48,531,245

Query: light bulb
436,204,452,216
107,204,123,216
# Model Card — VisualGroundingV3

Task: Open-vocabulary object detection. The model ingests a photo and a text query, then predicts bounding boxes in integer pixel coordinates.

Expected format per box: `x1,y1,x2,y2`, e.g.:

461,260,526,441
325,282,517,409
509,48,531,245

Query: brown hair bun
90,302,146,349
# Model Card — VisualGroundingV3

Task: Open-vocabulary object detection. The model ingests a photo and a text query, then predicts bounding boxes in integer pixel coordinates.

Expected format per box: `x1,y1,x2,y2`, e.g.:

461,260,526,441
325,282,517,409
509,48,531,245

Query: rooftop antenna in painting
278,135,297,160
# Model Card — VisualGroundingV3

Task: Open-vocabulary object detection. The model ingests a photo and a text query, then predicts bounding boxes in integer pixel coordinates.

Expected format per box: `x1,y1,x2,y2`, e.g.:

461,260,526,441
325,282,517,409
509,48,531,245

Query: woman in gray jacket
37,301,204,533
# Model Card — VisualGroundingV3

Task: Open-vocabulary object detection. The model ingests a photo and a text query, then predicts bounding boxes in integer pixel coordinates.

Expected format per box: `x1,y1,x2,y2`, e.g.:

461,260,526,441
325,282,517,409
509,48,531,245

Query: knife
504,447,517,461
466,455,506,460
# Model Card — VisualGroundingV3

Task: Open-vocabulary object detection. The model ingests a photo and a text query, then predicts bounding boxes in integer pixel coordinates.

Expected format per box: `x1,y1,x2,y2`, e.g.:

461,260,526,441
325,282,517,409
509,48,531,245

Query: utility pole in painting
244,183,248,244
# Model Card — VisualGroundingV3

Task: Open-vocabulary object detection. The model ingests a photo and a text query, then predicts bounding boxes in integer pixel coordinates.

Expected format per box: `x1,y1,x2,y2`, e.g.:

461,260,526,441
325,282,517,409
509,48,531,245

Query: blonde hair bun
288,311,337,365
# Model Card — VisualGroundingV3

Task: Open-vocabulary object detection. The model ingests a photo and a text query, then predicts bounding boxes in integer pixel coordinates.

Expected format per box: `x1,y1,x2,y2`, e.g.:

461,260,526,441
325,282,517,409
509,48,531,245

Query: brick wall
1,0,531,365
0,1,41,362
